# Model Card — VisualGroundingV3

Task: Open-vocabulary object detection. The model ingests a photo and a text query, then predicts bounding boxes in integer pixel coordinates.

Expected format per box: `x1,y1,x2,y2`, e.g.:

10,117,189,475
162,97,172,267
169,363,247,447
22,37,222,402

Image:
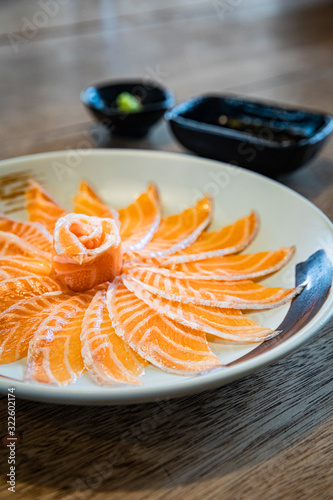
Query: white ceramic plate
0,150,332,405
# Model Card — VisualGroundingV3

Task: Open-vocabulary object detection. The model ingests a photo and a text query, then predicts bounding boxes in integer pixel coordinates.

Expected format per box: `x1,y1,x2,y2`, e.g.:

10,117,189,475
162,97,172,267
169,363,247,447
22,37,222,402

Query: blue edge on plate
228,249,333,365
0,250,332,382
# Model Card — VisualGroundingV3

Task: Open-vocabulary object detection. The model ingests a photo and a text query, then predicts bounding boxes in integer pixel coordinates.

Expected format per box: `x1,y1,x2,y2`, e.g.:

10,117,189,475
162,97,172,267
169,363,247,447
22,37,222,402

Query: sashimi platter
0,150,332,404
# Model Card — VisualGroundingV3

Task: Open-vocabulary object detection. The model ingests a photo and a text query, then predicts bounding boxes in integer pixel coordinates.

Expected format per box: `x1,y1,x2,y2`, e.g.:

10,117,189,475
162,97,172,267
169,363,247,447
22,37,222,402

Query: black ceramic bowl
166,95,333,176
81,80,174,138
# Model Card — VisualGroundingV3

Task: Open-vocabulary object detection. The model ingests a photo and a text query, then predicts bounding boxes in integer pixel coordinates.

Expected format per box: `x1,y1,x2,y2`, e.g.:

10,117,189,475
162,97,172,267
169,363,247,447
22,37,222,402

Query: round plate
0,150,332,405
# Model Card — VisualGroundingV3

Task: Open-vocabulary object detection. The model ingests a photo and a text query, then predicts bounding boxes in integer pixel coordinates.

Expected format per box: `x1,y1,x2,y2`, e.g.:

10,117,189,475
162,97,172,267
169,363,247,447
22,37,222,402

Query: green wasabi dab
116,92,143,113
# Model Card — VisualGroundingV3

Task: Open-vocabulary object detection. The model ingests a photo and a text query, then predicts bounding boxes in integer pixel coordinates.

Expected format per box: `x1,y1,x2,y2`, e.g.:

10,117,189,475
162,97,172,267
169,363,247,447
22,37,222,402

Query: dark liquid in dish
184,97,326,146
216,115,307,145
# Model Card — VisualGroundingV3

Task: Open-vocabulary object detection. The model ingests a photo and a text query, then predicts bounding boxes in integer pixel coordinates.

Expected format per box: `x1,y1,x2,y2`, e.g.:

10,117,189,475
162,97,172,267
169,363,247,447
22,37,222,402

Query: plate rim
0,148,332,405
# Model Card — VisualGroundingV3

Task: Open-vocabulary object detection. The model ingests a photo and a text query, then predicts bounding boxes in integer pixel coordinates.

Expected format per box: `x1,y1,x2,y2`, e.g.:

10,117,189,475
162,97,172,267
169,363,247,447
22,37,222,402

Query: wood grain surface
0,1,333,499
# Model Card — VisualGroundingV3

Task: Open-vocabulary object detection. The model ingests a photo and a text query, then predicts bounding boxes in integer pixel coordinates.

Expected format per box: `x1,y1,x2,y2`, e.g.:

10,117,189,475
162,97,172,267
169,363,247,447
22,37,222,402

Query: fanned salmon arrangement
0,180,301,386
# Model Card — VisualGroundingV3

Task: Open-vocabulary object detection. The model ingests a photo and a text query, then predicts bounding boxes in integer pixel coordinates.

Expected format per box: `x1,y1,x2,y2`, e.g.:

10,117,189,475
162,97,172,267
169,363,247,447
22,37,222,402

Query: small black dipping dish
166,95,333,176
81,80,174,139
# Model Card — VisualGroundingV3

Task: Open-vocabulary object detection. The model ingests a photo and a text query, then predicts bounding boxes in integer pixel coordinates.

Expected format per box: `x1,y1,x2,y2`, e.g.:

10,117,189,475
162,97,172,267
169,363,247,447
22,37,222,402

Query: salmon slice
157,212,259,264
0,231,51,259
135,197,212,259
0,215,53,253
81,289,146,385
0,276,62,314
132,247,295,282
123,275,275,342
24,292,95,385
126,268,301,309
73,180,118,220
26,180,65,233
0,256,52,281
107,281,221,375
119,184,160,252
0,291,66,363
0,285,107,364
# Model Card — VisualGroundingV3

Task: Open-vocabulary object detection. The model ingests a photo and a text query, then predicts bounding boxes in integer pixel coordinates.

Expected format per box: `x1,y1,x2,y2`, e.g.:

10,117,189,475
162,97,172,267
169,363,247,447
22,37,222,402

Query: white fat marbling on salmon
0,231,52,260
129,247,295,282
126,267,301,309
24,292,95,385
81,289,145,386
119,184,161,252
136,197,212,258
122,275,277,343
155,211,259,264
107,281,221,375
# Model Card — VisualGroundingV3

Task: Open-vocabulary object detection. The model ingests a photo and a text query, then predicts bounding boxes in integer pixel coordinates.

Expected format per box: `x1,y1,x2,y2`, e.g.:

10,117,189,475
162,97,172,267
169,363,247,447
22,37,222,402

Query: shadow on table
4,324,333,498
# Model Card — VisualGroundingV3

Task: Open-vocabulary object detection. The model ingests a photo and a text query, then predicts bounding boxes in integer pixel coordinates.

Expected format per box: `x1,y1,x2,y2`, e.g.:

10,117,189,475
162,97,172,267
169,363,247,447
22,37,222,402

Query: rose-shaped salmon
52,213,122,292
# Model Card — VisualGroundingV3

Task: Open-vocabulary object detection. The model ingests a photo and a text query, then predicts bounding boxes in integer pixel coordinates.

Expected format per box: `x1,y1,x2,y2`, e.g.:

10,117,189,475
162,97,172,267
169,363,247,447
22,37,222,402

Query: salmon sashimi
0,256,52,281
107,281,221,375
24,291,95,385
73,180,118,220
0,291,66,363
158,212,259,264
123,275,275,342
118,184,160,252
137,197,212,258
0,215,53,253
0,276,62,314
81,289,146,385
0,231,51,259
0,177,302,385
26,180,65,233
52,213,122,291
131,247,295,282
126,268,301,309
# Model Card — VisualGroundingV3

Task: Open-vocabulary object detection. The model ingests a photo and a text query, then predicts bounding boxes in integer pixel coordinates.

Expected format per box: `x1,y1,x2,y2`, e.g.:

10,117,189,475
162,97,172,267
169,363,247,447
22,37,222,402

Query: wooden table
1,1,333,498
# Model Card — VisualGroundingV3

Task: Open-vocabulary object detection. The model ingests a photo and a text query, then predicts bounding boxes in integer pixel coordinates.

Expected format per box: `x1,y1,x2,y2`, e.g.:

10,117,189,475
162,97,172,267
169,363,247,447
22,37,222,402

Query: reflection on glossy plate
0,150,332,405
